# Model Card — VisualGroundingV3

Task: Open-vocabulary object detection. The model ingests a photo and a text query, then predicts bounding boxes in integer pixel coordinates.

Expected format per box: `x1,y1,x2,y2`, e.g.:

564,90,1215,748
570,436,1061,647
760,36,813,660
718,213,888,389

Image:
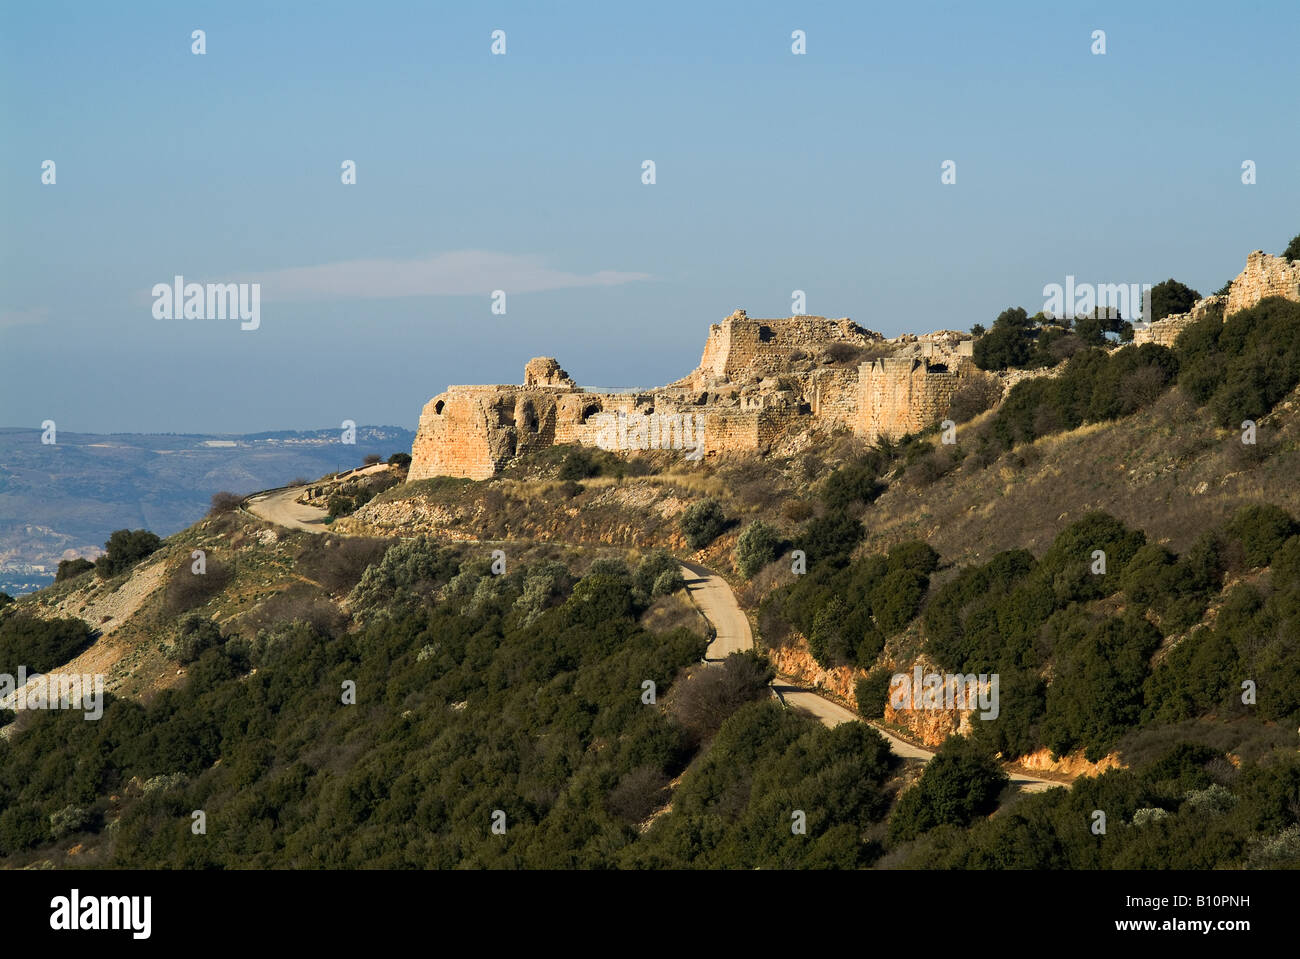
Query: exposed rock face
409,312,977,479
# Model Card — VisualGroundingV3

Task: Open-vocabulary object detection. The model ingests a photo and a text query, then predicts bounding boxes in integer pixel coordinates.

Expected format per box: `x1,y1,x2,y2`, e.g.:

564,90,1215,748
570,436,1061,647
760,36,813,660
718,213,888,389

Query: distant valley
0,425,414,587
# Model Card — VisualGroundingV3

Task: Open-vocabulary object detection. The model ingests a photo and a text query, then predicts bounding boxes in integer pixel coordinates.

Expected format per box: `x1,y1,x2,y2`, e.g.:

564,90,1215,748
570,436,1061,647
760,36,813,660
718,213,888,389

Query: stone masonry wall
1133,294,1226,347
855,356,969,442
805,368,859,430
412,317,982,478
1225,251,1300,316
694,311,880,384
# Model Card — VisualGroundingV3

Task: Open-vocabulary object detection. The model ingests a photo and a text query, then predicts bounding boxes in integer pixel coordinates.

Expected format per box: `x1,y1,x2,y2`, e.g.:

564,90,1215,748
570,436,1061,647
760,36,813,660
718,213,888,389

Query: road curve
241,481,1063,792
242,464,392,533
243,487,331,532
681,561,752,661
680,558,1062,792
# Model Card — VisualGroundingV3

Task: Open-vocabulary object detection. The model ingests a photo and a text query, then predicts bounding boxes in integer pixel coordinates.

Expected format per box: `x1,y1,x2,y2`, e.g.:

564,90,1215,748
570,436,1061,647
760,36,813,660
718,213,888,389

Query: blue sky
2,0,1297,433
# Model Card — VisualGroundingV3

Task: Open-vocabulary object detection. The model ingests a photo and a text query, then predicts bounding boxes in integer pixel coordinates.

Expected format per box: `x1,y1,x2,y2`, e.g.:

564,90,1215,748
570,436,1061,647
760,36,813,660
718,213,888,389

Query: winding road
246,485,1063,792
678,561,1061,792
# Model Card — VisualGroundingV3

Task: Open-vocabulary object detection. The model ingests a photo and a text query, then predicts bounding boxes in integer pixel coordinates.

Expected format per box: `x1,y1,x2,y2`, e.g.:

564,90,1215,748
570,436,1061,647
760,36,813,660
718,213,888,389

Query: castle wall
805,368,859,429
1133,294,1226,347
693,312,879,385
855,357,967,442
1225,251,1300,316
702,409,759,454
410,389,508,480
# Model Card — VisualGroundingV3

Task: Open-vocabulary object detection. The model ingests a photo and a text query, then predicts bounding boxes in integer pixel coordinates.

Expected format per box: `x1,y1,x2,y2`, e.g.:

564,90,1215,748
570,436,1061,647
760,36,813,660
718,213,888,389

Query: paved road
681,561,753,661
681,558,1062,792
242,480,1063,792
243,464,391,533
244,487,330,532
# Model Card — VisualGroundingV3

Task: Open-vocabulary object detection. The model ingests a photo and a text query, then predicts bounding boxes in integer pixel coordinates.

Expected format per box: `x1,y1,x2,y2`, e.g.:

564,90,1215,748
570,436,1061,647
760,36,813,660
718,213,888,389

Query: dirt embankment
1,558,170,721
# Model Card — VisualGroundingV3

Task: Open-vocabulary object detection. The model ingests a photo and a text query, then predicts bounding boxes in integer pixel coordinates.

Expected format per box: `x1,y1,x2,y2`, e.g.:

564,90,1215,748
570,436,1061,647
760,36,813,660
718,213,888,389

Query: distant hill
0,426,414,576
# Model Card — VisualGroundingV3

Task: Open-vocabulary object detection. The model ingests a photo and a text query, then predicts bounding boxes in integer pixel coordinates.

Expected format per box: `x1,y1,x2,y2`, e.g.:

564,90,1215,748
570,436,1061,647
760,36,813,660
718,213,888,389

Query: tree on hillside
734,520,781,578
1149,279,1200,322
1284,233,1300,262
681,498,727,550
94,529,162,579
56,558,95,582
887,736,1008,843
668,650,773,745
209,491,242,515
973,307,1035,371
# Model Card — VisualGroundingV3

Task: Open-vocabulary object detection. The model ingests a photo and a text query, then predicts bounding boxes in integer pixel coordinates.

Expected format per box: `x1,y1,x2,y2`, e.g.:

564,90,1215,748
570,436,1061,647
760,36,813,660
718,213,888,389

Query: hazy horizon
4,0,1298,433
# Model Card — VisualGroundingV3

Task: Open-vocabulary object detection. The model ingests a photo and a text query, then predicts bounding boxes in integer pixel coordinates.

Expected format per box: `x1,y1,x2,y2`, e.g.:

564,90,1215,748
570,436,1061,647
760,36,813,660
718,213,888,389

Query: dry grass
856,385,1300,568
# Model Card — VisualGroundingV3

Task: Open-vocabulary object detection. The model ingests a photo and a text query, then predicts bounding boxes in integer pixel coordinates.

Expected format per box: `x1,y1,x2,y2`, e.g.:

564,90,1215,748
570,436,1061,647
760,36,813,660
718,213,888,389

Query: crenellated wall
855,356,973,442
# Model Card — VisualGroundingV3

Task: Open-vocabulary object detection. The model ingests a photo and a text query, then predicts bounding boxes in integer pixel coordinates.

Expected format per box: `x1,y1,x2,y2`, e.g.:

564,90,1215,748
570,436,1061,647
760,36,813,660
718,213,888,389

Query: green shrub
55,558,95,582
822,454,888,510
94,529,162,578
634,550,681,598
870,568,928,635
1149,278,1200,322
652,568,686,597
796,514,864,570
49,804,93,839
559,448,599,481
587,558,631,581
887,736,1008,842
347,537,460,621
855,668,893,718
1224,504,1297,569
0,613,94,673
734,520,781,578
680,499,727,550
173,614,224,664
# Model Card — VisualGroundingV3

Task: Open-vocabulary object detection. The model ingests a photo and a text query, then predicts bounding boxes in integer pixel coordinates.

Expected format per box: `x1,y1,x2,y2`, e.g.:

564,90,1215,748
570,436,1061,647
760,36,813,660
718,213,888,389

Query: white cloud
0,307,50,329
230,251,651,301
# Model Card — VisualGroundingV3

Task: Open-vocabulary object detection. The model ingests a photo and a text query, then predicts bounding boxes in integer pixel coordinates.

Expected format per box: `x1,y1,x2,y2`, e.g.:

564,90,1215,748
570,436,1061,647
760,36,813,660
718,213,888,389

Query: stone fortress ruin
409,312,989,480
1133,250,1300,347
410,250,1300,481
